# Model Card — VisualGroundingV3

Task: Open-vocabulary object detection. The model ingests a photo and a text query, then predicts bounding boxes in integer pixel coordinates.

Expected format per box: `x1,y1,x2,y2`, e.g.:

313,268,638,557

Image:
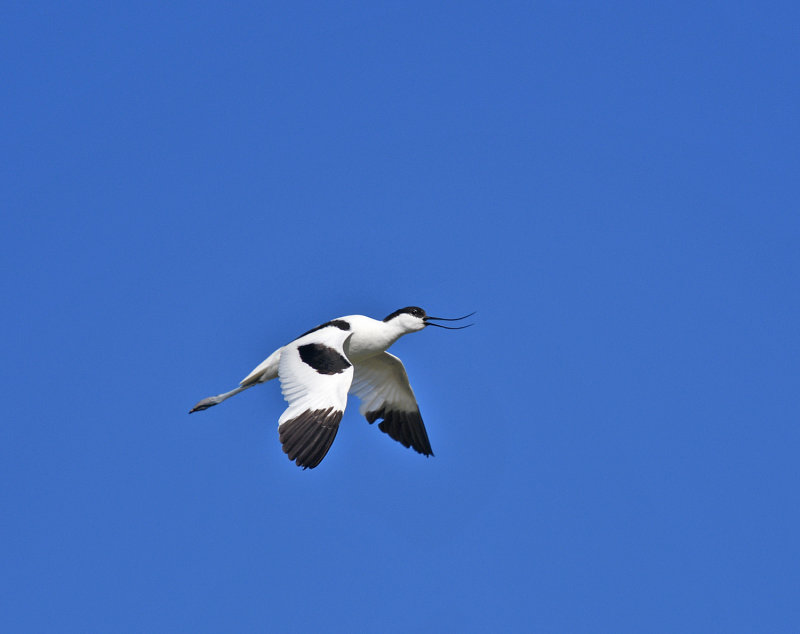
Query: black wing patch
298,343,352,375
295,319,351,340
279,407,343,469
366,408,434,456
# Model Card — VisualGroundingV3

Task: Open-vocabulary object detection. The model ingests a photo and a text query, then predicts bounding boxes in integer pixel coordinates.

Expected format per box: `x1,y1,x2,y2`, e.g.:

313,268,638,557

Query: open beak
423,311,475,330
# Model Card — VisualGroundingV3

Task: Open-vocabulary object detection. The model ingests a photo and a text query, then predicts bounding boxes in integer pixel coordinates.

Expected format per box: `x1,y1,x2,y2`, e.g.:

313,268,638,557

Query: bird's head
383,306,475,334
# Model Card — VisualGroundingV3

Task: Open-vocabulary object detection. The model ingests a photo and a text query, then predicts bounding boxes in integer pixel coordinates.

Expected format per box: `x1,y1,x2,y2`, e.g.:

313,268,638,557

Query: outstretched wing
349,352,433,456
278,325,354,469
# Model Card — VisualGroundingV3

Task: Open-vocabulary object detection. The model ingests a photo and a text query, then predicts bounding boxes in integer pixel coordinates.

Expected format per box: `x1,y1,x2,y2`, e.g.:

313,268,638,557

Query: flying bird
189,306,474,469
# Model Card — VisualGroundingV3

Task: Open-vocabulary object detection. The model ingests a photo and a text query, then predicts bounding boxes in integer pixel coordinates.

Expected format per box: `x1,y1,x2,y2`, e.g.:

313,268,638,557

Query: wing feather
350,353,433,456
277,326,354,468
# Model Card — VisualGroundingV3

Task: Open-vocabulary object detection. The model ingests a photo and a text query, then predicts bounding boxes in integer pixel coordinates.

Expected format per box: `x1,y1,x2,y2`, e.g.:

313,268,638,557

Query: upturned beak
423,311,475,330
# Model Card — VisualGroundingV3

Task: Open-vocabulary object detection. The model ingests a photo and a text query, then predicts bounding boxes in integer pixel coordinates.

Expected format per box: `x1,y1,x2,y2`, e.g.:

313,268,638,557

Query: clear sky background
2,2,798,632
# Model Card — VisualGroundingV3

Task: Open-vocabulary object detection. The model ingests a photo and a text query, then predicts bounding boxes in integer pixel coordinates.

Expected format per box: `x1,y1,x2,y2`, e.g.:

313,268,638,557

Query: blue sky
2,1,798,631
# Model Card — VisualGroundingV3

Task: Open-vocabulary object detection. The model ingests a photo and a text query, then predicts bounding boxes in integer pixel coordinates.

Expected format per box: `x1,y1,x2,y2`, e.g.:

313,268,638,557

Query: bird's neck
344,316,409,361
380,319,409,348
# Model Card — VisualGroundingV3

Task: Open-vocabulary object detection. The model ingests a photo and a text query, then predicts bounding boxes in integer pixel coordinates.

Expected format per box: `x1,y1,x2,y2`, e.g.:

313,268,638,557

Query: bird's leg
189,386,248,413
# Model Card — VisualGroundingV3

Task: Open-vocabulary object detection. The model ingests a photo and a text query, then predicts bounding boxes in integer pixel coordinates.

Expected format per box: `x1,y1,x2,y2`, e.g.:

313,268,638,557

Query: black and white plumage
350,352,432,456
190,306,473,469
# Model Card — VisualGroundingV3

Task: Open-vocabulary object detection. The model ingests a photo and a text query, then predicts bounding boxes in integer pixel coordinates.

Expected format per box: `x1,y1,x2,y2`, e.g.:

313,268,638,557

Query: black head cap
383,306,427,322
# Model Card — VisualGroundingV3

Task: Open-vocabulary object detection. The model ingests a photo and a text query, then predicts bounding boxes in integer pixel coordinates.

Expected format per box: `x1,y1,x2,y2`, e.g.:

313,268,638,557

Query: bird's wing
277,325,354,469
349,352,433,456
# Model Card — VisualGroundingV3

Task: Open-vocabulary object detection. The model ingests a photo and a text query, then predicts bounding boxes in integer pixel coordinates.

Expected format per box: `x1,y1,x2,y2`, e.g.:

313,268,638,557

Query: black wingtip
371,409,434,457
279,407,343,469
